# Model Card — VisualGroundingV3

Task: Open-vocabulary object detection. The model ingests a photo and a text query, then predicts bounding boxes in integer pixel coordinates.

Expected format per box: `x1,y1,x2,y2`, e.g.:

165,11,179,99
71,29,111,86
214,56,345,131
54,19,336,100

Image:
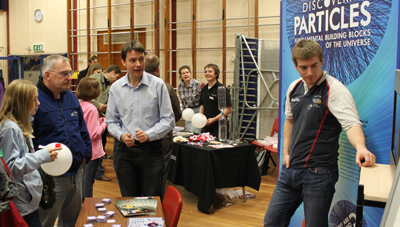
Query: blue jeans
95,129,108,179
82,158,101,199
264,164,338,227
39,166,83,227
113,140,164,199
95,156,105,179
23,209,42,227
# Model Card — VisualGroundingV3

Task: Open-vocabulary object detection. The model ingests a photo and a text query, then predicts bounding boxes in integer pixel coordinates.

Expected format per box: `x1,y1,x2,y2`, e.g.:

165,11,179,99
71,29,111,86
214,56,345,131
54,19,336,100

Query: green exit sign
33,44,44,52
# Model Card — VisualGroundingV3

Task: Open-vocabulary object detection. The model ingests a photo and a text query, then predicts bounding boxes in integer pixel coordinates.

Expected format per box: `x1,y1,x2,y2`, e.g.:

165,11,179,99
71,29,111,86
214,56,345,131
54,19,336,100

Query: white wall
8,0,67,55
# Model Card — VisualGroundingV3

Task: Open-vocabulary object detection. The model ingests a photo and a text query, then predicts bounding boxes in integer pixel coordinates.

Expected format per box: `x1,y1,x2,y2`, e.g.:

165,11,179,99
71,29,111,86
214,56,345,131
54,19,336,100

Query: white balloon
182,108,195,121
41,143,73,176
191,113,207,129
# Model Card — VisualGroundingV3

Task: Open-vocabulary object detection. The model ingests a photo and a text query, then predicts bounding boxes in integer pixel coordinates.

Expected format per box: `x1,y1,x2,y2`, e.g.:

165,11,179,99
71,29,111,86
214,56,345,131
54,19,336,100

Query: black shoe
97,176,111,181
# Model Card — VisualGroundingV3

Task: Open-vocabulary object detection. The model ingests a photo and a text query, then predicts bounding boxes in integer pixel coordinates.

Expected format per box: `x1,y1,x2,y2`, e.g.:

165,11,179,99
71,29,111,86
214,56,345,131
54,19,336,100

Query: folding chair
162,186,183,227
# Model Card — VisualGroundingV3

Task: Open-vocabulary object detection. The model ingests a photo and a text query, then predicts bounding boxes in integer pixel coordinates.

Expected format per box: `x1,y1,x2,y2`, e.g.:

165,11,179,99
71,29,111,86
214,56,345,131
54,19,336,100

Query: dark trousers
95,129,108,179
23,209,42,227
82,158,101,199
113,139,164,200
162,144,173,196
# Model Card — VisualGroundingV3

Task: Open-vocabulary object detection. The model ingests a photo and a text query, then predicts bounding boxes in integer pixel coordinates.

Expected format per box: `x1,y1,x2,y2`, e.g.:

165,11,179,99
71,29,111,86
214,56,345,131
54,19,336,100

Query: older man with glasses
32,55,92,227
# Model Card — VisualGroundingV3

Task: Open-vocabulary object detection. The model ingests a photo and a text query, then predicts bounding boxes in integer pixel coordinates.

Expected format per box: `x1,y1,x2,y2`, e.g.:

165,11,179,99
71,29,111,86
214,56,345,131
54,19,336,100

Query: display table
75,197,164,226
168,142,261,213
356,164,396,227
359,164,396,205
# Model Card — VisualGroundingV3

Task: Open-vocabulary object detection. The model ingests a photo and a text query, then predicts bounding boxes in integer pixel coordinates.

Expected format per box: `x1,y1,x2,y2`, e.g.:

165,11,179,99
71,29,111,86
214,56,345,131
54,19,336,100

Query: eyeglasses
49,70,73,78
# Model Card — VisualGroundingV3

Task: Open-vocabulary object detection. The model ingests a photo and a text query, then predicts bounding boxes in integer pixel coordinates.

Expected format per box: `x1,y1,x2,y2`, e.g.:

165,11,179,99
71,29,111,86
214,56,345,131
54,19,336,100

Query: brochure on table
114,199,157,217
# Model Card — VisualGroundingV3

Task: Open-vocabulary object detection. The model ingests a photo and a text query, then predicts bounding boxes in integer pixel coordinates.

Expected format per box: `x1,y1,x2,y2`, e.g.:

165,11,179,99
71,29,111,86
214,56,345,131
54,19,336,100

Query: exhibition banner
279,0,399,226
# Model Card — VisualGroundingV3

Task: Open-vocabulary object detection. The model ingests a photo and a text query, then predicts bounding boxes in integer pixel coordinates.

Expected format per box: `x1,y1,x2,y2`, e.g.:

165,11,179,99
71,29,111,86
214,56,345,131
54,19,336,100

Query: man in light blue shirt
106,40,175,198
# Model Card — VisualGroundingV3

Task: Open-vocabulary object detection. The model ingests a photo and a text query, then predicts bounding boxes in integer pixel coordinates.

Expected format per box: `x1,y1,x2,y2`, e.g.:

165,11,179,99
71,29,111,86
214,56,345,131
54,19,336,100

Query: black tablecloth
168,142,261,213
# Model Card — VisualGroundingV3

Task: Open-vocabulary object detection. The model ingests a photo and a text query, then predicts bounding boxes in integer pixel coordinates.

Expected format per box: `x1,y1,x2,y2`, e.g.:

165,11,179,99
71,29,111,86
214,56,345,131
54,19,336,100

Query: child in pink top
76,78,107,200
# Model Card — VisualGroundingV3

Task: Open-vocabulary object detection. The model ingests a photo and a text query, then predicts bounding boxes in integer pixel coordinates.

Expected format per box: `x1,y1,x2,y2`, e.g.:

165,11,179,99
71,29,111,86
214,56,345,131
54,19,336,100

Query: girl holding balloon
76,78,107,200
0,79,60,227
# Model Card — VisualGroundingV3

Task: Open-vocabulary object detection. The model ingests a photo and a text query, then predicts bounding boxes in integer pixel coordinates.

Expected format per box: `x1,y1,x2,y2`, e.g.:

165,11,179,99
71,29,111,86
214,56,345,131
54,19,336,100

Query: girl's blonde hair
0,79,38,138
86,63,103,77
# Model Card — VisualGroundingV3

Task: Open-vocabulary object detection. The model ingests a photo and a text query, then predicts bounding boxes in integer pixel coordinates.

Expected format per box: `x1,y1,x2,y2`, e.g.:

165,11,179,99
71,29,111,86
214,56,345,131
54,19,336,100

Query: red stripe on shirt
304,79,330,167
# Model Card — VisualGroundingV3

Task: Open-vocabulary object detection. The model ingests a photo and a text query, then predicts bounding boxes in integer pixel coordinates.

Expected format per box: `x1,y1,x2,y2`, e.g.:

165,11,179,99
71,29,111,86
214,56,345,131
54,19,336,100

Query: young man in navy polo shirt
199,63,232,137
263,40,376,227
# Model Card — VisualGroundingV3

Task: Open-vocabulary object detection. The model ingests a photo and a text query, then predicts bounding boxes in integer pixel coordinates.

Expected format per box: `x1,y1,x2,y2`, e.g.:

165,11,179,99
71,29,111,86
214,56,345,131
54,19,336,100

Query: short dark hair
179,65,191,82
76,78,101,101
89,55,98,63
292,40,323,66
178,65,191,76
204,63,220,80
121,40,145,61
145,54,160,74
105,64,121,74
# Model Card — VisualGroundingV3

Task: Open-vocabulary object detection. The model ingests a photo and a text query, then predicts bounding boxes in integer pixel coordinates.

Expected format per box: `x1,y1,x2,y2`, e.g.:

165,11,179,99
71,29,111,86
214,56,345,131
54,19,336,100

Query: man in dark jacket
145,54,182,195
33,55,92,227
76,55,98,85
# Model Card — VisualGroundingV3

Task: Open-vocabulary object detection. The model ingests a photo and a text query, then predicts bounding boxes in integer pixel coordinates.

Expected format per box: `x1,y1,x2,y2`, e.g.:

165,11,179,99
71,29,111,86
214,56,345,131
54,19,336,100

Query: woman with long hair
76,78,107,200
0,79,60,227
86,63,103,78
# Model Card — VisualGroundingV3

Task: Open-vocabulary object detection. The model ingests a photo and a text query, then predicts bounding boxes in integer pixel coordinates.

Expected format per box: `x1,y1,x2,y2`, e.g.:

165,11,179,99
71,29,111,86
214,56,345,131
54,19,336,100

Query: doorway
97,29,146,70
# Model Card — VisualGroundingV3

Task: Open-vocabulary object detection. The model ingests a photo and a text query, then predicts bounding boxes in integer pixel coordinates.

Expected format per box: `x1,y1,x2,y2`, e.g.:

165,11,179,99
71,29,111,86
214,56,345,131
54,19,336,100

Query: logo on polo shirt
308,97,322,110
208,94,217,100
291,98,300,102
312,98,322,104
71,111,78,117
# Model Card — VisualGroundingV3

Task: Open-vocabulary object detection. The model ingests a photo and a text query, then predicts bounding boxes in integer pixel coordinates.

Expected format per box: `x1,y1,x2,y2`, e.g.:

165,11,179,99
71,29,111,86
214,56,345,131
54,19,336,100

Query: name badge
209,96,214,100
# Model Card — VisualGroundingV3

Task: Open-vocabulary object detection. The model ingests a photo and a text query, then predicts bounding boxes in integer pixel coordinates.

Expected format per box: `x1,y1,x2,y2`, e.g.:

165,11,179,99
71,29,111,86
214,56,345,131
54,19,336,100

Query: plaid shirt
178,78,202,109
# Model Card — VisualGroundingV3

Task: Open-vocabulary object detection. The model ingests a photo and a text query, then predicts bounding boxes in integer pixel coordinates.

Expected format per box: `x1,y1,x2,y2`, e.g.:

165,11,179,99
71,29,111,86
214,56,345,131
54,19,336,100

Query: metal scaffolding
67,0,159,71
230,34,279,141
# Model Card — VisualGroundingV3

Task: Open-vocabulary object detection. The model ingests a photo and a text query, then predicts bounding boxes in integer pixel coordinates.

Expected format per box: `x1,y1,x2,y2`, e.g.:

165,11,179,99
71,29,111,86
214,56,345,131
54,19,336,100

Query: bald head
145,54,160,77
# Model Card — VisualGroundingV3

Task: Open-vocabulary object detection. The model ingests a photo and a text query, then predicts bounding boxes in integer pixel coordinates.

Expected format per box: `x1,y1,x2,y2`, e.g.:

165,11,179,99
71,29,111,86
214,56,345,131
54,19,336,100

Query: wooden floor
93,137,278,227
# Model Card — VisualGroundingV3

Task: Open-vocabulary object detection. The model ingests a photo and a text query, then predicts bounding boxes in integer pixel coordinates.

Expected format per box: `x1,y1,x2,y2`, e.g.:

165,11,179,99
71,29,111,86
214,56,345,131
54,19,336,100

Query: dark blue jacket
32,78,92,175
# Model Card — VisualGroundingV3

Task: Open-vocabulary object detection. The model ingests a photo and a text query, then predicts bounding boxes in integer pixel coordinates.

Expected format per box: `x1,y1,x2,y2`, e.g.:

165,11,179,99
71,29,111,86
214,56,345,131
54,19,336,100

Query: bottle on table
218,86,226,113
219,113,227,142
